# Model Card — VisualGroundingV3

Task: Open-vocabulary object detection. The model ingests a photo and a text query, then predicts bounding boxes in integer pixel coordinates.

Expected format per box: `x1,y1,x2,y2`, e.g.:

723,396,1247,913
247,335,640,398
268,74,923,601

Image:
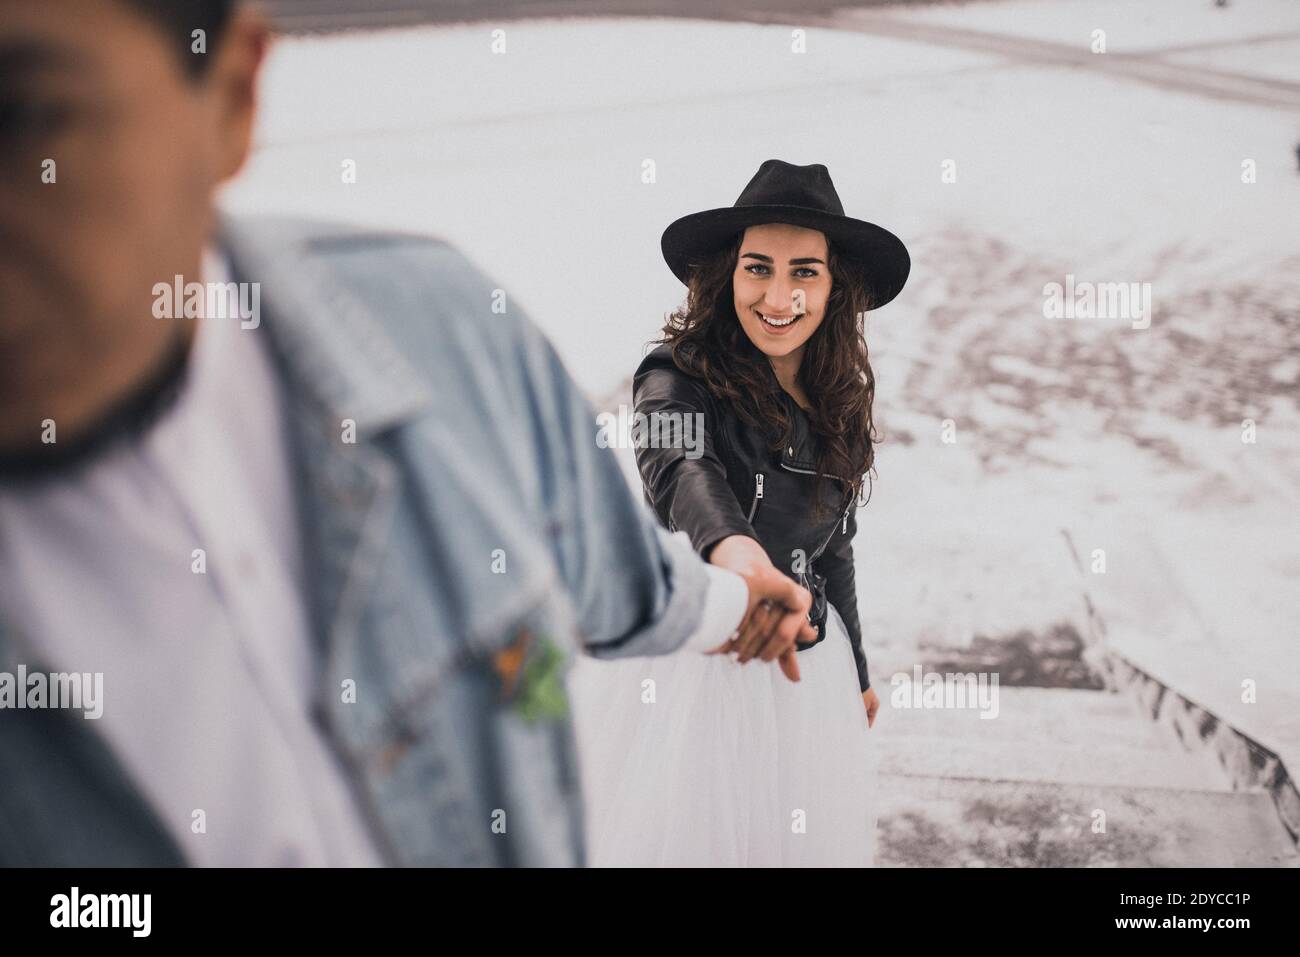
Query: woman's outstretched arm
633,362,816,673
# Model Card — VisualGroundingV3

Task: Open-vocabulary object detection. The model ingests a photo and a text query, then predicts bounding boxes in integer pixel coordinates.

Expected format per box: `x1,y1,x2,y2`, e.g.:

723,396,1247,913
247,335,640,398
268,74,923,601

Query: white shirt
0,251,386,865
0,250,748,865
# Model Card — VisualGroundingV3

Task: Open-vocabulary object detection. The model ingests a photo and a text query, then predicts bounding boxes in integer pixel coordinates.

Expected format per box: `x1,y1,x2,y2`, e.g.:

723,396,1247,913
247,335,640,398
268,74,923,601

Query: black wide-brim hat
661,159,910,309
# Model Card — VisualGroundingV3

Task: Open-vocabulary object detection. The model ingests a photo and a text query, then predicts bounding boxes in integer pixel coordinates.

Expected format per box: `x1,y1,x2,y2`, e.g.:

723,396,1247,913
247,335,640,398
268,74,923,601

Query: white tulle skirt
567,604,880,867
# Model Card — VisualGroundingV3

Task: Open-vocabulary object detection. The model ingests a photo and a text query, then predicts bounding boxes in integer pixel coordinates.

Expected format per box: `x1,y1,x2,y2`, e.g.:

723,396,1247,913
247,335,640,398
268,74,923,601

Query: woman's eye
742,264,818,278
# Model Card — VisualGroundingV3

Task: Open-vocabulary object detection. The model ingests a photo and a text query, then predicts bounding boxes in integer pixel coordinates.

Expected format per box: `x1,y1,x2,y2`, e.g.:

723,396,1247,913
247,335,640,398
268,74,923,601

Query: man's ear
211,8,270,184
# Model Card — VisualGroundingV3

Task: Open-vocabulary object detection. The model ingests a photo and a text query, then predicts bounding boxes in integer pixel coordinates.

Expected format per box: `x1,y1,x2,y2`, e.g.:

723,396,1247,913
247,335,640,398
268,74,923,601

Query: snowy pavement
221,0,1300,771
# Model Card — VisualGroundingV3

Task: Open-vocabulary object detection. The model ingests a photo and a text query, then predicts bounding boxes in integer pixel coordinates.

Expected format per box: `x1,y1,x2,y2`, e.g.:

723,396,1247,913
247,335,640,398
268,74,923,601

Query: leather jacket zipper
779,455,843,481
746,472,764,523
778,459,854,561
811,495,856,564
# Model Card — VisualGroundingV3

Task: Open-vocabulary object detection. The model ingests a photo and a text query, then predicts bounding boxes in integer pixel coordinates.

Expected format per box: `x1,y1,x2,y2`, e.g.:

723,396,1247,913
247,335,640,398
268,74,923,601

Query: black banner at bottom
0,866,1290,943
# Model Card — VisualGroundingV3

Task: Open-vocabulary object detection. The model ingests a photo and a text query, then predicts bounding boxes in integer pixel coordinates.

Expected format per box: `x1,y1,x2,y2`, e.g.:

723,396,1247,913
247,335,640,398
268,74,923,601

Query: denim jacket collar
218,214,433,433
218,216,433,756
217,215,565,755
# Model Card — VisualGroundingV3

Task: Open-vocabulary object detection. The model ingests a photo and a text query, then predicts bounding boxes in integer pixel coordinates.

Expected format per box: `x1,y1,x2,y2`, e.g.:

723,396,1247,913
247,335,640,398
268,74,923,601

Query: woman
568,159,910,867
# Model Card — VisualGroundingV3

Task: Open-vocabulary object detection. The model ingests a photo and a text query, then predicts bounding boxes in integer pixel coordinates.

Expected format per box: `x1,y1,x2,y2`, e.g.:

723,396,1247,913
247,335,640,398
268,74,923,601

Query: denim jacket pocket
361,586,584,866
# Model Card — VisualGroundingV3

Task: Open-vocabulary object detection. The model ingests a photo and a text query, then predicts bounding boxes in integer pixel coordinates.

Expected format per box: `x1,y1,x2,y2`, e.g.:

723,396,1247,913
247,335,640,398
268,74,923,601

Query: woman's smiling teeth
756,309,802,331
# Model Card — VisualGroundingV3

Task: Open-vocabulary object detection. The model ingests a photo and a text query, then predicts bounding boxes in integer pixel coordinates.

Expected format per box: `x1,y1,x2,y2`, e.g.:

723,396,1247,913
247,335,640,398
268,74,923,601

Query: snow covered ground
221,1,1300,763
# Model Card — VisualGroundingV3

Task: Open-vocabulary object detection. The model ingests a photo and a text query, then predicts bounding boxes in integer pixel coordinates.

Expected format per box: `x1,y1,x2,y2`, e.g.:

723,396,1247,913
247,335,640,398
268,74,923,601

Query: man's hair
120,0,236,78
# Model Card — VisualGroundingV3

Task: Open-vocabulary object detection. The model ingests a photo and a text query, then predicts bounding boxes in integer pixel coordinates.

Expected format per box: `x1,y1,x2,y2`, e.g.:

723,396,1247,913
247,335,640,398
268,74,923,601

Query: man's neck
0,322,198,479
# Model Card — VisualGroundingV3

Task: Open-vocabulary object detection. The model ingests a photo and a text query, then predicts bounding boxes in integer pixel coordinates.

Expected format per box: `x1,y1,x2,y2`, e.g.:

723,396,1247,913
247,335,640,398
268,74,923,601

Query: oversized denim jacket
0,215,715,867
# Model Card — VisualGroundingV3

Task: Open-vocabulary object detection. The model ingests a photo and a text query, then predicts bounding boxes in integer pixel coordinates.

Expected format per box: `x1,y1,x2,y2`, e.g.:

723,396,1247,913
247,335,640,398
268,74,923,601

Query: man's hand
706,535,817,682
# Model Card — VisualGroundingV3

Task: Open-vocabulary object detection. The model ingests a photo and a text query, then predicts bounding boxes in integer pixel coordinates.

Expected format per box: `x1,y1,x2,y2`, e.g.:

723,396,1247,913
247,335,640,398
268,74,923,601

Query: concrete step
876,733,1230,792
879,685,1165,748
874,774,1300,867
875,685,1228,791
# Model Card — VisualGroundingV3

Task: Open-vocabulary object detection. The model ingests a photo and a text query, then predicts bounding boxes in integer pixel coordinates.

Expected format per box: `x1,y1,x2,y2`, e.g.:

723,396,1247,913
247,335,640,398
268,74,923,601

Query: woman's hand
862,687,879,728
706,535,818,681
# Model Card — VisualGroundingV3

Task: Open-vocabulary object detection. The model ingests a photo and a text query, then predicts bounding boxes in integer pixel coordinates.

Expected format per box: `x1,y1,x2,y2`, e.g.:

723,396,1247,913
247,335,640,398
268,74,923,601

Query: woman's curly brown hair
656,230,878,518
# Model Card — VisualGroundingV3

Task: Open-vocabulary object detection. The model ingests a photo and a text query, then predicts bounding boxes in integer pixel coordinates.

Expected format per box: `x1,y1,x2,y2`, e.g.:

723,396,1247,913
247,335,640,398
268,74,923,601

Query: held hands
705,535,818,683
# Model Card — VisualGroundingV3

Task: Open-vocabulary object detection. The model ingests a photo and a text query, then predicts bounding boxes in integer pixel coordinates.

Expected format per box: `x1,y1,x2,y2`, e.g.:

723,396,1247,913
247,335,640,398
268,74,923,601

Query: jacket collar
662,339,824,472
762,362,853,490
215,215,564,764
754,350,821,471
217,214,433,433
216,214,431,737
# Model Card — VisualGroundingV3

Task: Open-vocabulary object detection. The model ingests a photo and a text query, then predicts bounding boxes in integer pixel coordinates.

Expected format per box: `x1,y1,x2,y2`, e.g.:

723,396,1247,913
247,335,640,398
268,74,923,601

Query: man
0,0,816,866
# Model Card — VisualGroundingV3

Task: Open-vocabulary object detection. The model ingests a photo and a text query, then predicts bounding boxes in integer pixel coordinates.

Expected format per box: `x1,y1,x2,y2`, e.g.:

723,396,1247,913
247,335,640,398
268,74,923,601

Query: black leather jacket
631,343,870,691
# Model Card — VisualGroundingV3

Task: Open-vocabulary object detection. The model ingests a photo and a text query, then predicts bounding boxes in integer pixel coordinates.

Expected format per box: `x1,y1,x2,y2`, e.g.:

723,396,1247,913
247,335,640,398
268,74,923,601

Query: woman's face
732,223,832,361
